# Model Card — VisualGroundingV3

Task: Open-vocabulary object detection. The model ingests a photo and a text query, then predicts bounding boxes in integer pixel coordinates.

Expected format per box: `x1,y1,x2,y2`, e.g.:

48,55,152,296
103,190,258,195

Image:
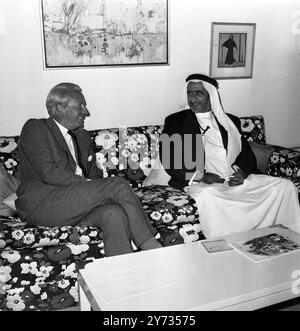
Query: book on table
229,225,300,263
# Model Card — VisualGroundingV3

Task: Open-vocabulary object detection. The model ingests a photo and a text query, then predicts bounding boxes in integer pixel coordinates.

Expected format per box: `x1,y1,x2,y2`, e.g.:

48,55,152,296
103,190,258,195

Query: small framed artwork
209,22,256,79
40,0,169,69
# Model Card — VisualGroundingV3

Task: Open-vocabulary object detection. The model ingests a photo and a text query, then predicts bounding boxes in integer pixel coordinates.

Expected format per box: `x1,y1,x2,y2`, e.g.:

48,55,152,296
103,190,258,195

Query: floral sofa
0,115,300,311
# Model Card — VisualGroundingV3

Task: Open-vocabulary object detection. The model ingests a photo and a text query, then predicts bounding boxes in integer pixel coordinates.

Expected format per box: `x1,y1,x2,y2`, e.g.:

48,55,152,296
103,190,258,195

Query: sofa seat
134,185,204,246
0,217,105,311
0,243,104,311
0,244,104,311
0,216,103,251
0,184,200,311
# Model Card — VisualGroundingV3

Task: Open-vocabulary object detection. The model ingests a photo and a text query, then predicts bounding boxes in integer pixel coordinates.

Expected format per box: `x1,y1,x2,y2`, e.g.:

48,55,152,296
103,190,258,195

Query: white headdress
183,76,242,165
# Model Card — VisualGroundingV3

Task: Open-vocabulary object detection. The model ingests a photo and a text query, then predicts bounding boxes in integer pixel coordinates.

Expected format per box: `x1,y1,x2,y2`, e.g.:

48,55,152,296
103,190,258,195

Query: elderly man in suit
16,82,162,257
160,74,300,238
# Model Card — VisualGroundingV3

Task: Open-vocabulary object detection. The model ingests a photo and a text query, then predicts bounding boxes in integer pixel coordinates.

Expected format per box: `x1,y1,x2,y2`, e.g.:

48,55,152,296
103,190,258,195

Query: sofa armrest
266,147,300,179
249,142,278,174
0,217,102,251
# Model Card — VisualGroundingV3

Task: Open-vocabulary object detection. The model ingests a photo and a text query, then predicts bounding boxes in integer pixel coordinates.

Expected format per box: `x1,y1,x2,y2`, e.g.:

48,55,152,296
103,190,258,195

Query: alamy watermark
96,127,204,177
291,10,300,35
291,270,300,295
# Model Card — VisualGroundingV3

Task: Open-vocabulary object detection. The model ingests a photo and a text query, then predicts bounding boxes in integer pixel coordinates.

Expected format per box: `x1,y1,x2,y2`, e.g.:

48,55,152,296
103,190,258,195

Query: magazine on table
229,225,300,263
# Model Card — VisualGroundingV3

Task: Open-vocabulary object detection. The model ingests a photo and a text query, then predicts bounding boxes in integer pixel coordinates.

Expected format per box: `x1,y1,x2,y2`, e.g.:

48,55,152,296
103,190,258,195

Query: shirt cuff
231,164,241,173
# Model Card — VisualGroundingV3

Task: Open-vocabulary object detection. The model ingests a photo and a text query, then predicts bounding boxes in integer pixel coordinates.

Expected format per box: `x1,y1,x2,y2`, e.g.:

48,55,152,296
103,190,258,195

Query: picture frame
209,22,256,80
40,0,169,69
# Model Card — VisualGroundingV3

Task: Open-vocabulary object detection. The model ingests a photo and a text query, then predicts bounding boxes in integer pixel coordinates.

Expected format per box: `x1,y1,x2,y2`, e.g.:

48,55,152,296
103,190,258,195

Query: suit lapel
183,110,203,170
46,118,77,170
73,129,88,169
213,115,228,150
73,129,90,178
183,110,201,134
46,118,69,152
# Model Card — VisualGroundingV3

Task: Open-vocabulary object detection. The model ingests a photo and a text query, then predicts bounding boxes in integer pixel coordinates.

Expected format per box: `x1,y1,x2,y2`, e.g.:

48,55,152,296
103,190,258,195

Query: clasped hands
196,169,246,187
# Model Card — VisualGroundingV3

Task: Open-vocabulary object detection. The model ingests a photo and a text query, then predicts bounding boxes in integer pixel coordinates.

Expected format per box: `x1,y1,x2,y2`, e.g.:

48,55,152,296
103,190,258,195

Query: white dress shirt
196,111,234,178
53,119,83,177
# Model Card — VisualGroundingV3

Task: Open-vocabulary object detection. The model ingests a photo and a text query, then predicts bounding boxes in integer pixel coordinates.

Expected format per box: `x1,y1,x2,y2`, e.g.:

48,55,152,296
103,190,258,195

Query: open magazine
229,225,300,263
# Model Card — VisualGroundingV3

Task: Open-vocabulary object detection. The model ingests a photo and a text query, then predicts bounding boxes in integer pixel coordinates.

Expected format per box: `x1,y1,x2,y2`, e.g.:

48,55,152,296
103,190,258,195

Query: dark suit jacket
16,118,103,219
159,109,259,190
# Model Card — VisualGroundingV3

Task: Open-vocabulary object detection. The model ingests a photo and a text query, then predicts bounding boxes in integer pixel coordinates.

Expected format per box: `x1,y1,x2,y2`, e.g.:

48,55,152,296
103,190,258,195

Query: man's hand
200,172,225,184
228,169,245,186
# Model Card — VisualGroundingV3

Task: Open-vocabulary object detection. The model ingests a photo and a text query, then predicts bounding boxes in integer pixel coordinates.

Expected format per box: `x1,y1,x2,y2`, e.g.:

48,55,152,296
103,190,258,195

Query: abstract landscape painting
41,0,168,68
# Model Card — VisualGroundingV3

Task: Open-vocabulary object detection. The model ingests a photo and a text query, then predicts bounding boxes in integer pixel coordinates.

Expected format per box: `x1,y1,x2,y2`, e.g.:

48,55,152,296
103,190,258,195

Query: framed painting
40,0,169,68
209,22,256,79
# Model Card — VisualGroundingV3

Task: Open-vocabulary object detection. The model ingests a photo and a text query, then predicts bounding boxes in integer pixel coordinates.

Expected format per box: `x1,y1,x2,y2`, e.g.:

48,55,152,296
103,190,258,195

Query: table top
78,225,300,311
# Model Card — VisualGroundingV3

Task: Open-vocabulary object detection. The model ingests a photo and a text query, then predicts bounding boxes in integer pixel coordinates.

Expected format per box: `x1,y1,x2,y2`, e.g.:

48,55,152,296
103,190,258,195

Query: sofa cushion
0,216,102,251
0,136,20,178
143,157,171,186
90,125,163,187
156,222,205,246
249,142,277,174
134,185,199,227
266,148,300,179
0,242,104,311
3,193,17,212
0,166,20,216
135,185,205,246
240,115,266,143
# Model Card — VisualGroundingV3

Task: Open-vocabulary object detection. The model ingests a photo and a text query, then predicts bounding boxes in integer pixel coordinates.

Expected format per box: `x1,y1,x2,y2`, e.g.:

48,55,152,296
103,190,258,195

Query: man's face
60,92,90,130
187,81,211,113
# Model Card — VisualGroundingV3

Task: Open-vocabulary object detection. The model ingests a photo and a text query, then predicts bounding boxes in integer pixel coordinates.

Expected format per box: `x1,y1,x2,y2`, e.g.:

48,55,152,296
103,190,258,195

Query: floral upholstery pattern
90,119,265,185
0,119,263,179
0,136,20,177
0,217,102,251
0,115,297,311
0,243,104,311
240,115,266,143
266,147,300,197
134,185,199,226
266,148,300,178
90,125,163,188
0,181,203,311
133,185,204,246
0,217,104,311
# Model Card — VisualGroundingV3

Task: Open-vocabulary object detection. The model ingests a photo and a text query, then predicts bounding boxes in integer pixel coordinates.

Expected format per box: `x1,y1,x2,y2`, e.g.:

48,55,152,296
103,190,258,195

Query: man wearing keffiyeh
160,74,300,238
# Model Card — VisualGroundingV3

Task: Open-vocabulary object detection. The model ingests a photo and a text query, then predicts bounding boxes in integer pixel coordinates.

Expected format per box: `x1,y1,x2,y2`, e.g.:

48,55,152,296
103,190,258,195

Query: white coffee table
78,225,300,311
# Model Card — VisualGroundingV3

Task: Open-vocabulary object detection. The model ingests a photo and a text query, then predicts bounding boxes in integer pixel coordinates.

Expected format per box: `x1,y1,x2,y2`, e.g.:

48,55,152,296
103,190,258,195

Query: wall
0,0,300,146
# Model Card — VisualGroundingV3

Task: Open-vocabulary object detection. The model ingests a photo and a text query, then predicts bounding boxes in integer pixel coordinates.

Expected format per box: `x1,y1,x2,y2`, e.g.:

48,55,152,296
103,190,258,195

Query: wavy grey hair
46,82,83,118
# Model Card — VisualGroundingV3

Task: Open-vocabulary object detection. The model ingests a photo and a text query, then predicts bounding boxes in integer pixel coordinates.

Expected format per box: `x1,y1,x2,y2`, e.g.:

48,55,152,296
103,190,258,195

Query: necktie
67,130,88,178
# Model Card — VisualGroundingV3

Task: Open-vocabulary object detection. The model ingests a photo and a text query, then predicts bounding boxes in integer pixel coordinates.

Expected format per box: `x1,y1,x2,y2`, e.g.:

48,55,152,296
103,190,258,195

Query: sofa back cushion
266,147,300,179
89,125,163,187
240,115,266,143
0,115,265,188
0,136,20,178
89,116,265,184
0,166,20,216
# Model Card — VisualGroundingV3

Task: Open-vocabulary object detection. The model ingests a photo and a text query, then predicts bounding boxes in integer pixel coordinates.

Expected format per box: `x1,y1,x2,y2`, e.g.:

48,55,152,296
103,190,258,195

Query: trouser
27,177,157,256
